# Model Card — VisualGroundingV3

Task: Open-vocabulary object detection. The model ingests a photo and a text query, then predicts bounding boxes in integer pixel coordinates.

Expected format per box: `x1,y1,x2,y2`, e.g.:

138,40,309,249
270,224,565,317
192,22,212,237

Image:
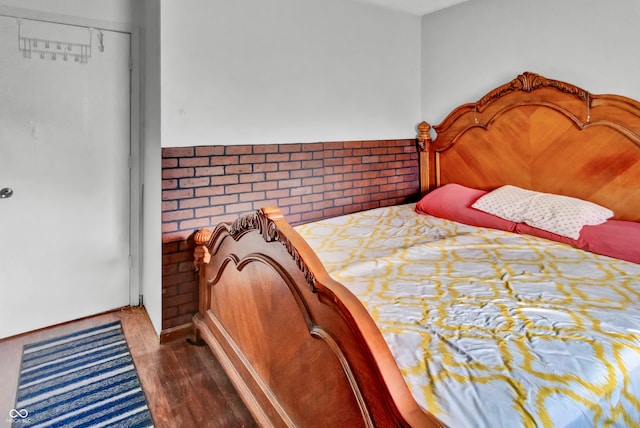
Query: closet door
0,16,132,338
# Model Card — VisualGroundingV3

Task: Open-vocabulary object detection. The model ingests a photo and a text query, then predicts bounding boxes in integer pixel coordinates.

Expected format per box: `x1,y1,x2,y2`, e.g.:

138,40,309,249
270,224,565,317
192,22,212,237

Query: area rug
11,321,154,427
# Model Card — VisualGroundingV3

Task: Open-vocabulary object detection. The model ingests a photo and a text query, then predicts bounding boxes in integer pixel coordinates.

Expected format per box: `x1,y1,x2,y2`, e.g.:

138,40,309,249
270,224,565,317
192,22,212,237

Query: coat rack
17,19,103,64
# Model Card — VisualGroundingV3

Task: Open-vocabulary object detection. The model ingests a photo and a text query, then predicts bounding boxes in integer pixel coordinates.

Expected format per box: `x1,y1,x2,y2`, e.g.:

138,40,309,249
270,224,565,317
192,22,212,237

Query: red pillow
516,220,640,264
580,220,640,264
415,183,517,232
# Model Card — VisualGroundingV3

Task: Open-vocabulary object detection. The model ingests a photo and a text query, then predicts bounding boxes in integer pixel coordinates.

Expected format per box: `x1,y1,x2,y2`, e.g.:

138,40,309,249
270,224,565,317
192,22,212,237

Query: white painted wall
421,0,640,126
133,0,162,338
161,0,422,147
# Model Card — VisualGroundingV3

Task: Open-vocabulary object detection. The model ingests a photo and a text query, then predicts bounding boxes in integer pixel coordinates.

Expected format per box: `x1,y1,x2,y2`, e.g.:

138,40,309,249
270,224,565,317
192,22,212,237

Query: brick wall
161,139,420,332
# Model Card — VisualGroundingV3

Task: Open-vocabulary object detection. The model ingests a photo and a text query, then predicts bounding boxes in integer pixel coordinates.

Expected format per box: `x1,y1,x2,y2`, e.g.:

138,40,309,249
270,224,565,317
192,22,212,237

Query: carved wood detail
417,121,437,195
228,208,318,293
193,228,212,271
417,121,432,152
476,71,590,109
310,326,375,428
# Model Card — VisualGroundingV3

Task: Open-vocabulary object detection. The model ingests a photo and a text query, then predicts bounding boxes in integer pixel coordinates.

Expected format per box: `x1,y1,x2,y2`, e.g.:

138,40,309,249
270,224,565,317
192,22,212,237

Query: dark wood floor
0,307,257,428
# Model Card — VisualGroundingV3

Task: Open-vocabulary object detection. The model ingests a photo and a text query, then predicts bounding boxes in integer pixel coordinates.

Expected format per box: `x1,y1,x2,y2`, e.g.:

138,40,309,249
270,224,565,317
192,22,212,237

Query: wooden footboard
193,207,442,428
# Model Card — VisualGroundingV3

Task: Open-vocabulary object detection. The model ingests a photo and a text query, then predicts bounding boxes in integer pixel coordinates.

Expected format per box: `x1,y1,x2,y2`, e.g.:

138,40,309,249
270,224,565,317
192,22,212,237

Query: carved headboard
418,72,640,222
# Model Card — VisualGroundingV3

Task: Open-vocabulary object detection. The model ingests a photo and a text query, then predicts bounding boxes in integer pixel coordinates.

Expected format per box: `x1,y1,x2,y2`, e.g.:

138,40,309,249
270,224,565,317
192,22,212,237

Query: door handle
0,188,14,199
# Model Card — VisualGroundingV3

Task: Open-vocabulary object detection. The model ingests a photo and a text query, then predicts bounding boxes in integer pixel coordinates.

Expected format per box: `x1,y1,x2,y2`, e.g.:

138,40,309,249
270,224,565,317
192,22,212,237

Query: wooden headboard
418,72,640,222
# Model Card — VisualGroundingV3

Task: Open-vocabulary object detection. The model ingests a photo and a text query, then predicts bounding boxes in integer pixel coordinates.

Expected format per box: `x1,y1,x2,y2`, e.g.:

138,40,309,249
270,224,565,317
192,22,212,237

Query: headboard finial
193,228,212,270
417,121,431,151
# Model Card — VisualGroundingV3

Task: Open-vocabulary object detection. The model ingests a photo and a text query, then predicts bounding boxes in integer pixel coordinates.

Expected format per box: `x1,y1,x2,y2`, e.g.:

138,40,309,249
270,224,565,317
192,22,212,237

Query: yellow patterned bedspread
295,204,640,428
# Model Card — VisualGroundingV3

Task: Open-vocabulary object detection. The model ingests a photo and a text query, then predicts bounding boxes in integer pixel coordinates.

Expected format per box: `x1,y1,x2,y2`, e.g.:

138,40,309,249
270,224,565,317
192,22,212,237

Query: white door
0,16,132,338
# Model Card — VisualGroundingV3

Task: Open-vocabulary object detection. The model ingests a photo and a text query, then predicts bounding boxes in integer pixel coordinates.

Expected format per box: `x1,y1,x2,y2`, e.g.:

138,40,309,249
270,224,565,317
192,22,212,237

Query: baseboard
159,322,193,344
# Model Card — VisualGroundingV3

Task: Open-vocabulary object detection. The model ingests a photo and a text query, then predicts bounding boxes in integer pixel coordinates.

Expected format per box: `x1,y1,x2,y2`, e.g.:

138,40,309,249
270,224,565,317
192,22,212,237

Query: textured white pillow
471,185,613,239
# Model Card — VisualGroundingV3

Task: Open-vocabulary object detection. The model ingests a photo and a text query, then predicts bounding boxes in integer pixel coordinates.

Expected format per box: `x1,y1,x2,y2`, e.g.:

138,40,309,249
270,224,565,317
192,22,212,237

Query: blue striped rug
11,321,154,428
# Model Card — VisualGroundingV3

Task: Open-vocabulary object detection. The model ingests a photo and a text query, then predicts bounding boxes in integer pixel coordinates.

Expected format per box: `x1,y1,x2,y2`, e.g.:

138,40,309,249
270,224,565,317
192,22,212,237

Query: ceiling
348,0,470,15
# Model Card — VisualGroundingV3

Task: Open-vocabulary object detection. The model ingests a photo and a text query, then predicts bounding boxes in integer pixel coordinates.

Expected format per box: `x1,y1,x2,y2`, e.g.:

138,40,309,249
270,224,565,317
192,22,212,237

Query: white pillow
471,185,613,239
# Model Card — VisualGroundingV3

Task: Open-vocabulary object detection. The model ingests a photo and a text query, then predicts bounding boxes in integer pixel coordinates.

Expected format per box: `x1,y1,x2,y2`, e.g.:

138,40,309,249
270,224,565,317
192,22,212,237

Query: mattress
295,204,640,427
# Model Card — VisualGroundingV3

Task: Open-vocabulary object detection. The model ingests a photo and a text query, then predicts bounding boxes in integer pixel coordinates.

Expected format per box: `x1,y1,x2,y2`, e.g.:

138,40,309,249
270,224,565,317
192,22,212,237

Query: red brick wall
161,139,419,331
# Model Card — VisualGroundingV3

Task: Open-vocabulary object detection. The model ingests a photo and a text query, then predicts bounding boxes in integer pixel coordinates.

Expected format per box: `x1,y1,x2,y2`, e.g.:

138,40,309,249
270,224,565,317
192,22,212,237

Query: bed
192,72,640,427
